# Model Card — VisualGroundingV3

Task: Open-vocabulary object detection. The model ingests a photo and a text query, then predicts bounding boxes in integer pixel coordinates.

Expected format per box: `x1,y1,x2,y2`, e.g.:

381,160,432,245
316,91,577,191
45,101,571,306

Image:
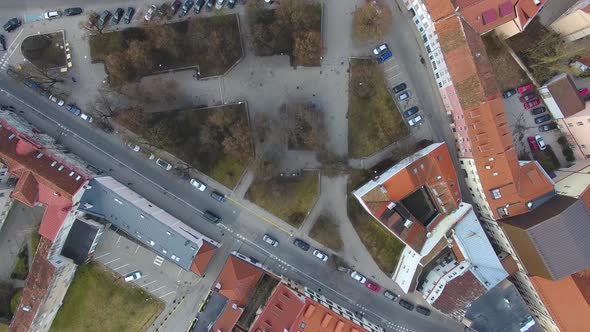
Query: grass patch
347,170,405,274
31,231,40,256
0,284,15,319
246,171,319,227
9,289,21,315
309,215,343,251
90,15,242,84
21,32,66,68
10,247,28,280
0,322,8,332
116,104,253,189
482,33,529,91
50,263,164,332
348,59,408,158
534,145,561,173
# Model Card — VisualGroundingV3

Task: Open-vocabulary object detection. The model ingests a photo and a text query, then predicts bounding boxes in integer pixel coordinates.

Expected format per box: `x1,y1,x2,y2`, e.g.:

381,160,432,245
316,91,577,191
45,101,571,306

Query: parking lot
93,227,200,304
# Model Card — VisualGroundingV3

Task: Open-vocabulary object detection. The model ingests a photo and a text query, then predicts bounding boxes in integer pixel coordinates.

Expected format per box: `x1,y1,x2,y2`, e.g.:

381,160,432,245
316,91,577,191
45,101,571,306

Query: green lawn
10,247,28,280
21,32,66,68
309,215,343,251
348,59,408,158
31,231,40,256
246,172,319,227
347,171,405,274
50,263,164,332
9,289,21,315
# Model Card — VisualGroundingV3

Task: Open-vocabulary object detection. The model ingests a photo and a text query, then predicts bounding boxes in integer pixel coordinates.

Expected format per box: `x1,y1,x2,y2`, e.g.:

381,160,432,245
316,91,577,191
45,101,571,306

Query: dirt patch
309,215,343,251
21,32,66,69
482,33,529,91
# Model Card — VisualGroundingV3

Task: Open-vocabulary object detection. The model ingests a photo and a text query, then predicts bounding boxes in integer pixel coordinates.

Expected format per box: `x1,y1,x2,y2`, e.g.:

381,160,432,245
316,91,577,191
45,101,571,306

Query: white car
144,5,157,21
190,178,207,191
372,43,388,56
49,95,65,106
80,113,93,123
124,271,142,282
126,142,141,152
44,11,61,19
398,91,411,101
155,158,173,171
408,115,423,127
215,0,227,9
263,234,279,247
350,271,367,284
535,134,547,150
313,249,328,262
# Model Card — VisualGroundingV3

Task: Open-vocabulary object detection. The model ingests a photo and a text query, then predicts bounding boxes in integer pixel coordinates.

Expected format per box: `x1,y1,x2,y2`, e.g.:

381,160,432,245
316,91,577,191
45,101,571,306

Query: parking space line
384,65,399,73
112,263,129,271
159,291,176,299
387,73,402,81
134,245,140,254
104,258,120,265
116,235,122,245
152,285,166,292
143,280,157,288
95,252,110,259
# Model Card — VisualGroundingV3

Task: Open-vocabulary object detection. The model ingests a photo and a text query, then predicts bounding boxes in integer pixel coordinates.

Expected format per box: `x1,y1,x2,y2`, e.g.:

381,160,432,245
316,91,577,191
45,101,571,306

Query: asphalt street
0,75,462,332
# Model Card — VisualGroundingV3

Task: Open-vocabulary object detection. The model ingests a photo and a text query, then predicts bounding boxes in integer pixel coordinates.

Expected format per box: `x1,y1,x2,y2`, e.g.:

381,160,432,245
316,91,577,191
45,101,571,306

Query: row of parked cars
21,80,93,122
503,83,557,133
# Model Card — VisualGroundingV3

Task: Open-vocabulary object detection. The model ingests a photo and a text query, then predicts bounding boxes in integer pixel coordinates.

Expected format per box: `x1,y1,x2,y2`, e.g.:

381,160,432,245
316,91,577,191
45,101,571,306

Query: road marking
159,291,176,299
112,263,129,271
154,256,164,266
384,65,399,73
226,197,292,235
143,280,157,288
116,235,122,245
104,258,120,265
95,252,110,259
152,285,166,292
3,29,25,66
134,245,140,253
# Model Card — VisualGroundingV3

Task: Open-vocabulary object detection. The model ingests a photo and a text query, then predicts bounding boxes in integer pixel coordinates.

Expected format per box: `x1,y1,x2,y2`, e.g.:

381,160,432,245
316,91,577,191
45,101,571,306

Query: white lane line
95,252,110,259
384,65,399,73
116,235,122,245
104,258,120,265
152,285,166,292
134,245,140,254
112,263,129,271
159,291,176,299
142,280,157,288
4,29,25,64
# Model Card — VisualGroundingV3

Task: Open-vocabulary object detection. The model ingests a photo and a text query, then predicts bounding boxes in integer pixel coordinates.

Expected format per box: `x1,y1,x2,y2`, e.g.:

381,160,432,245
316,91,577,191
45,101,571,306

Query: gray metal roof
79,176,209,271
537,0,584,26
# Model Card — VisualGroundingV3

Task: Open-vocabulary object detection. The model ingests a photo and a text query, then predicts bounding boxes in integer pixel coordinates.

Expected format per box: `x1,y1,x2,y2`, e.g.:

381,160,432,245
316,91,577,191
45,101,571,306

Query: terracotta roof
249,283,306,332
546,74,585,118
214,256,263,307
531,270,590,332
190,241,217,276
454,0,518,33
9,238,56,332
289,298,368,332
515,0,545,29
432,270,487,321
424,0,456,21
211,301,243,332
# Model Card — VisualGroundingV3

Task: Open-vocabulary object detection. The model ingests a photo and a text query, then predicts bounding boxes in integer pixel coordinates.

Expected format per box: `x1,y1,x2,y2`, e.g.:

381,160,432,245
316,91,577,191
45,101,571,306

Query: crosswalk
153,255,165,266
0,53,9,71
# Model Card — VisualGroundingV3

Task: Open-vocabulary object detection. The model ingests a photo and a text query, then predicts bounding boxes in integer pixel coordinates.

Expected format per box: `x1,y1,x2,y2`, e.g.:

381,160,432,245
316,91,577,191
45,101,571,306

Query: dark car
98,10,111,27
3,18,21,32
64,7,83,16
531,106,546,115
539,122,558,132
502,88,517,98
206,0,215,11
293,238,310,251
228,0,237,8
210,191,227,202
65,104,81,116
203,210,221,224
376,49,392,64
158,2,170,16
180,0,194,16
171,0,182,14
398,299,414,311
392,82,407,93
124,7,135,24
403,106,419,118
194,0,206,13
534,114,551,124
0,35,5,51
112,8,124,24
416,306,431,316
383,290,399,301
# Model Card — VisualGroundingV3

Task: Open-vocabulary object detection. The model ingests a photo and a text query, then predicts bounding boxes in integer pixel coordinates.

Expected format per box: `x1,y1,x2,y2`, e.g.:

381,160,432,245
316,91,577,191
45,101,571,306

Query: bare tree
18,62,66,89
85,88,123,126
353,0,392,41
83,12,107,35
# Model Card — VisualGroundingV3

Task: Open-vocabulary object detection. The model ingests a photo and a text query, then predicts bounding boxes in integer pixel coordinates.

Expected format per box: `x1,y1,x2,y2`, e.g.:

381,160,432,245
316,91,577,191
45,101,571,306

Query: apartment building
0,161,16,231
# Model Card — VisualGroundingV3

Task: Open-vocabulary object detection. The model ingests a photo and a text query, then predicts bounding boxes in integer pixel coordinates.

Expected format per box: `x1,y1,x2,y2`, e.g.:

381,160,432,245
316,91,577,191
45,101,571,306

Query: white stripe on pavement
104,258,120,265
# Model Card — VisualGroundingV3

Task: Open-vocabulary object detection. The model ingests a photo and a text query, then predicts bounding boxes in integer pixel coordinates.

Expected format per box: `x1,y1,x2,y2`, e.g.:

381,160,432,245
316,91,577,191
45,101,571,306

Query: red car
528,136,539,151
517,83,534,94
519,93,537,102
579,88,589,97
524,99,540,109
365,280,381,292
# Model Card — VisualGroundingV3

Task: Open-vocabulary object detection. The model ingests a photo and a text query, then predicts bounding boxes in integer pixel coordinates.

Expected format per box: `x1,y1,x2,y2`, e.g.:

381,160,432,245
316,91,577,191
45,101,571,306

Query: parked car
398,91,411,101
579,87,589,97
517,83,534,94
49,95,65,106
112,8,124,24
124,271,142,282
227,0,237,8
502,88,517,98
263,234,279,247
535,134,547,150
312,249,328,262
65,104,81,115
194,0,206,13
126,141,141,152
158,2,170,16
365,280,381,292
293,238,310,251
210,191,227,202
531,106,546,115
189,178,207,191
534,114,551,124
0,35,5,51
171,0,182,14
3,18,21,32
519,92,537,102
524,99,541,109
398,299,415,311
155,158,173,171
124,7,135,24
80,113,93,123
43,11,61,19
392,82,407,93
180,0,194,16
403,106,419,118
408,114,423,127
372,43,388,56
376,49,392,64
98,11,111,27
383,290,398,301
416,305,431,316
350,271,367,284
145,5,157,20
206,0,216,11
539,122,558,132
203,210,221,224
64,7,83,16
215,0,227,9
527,136,539,151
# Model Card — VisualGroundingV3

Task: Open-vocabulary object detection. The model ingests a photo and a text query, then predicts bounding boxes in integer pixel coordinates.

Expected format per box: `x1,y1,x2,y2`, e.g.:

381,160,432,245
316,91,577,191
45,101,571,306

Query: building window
568,123,574,127
577,122,584,126
490,188,502,199
581,144,587,148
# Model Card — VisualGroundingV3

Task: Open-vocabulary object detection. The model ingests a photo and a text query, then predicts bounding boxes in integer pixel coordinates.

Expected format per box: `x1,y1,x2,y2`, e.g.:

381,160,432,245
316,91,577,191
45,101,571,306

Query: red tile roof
515,0,545,29
214,256,263,307
190,241,217,276
289,298,368,332
432,270,487,320
447,0,544,33
211,301,243,332
249,283,306,332
9,238,56,332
